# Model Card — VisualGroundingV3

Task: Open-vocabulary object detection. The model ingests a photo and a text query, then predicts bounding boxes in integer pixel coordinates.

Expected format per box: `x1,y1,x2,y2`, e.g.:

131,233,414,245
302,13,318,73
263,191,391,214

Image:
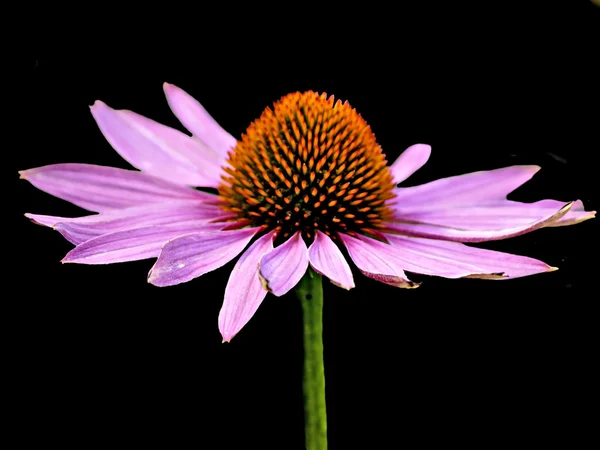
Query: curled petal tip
329,280,355,290
564,201,575,211
147,271,156,284
548,266,559,272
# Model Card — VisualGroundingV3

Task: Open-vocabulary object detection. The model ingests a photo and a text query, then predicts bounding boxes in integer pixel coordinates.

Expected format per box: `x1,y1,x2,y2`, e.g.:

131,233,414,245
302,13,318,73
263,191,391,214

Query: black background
16,2,598,448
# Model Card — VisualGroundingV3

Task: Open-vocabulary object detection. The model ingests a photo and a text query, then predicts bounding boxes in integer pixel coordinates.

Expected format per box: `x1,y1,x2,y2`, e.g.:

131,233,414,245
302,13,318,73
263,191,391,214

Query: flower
21,83,595,341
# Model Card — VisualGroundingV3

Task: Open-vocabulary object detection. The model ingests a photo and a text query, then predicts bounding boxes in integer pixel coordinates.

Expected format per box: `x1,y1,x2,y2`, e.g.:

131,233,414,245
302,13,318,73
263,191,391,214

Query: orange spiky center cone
218,91,396,240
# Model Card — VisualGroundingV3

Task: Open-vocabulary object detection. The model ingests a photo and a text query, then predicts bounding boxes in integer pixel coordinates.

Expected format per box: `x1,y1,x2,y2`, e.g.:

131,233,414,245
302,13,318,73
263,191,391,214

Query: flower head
21,83,595,341
218,91,396,240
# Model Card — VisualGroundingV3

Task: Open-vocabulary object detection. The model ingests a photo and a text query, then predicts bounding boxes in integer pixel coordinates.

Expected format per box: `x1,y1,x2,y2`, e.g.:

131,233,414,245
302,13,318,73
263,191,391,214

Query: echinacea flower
21,84,595,342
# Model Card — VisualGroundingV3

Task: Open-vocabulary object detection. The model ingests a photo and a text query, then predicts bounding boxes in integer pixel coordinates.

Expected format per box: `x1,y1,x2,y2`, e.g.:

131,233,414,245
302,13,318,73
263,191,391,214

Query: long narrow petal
384,202,573,242
259,232,309,296
26,201,223,226
219,231,276,342
307,230,355,290
338,233,419,288
148,227,261,287
163,83,237,159
90,101,223,187
389,144,432,184
19,164,215,212
384,234,556,279
27,202,227,245
393,199,594,230
61,222,225,264
391,165,541,213
57,212,227,245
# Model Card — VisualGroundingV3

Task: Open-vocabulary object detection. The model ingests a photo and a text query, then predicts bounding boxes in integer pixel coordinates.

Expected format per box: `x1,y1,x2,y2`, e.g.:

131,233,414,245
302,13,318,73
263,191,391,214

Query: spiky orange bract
218,91,396,240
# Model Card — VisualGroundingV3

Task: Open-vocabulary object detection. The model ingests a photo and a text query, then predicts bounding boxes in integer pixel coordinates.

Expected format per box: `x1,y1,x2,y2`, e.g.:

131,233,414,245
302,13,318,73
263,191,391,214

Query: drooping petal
307,230,354,290
384,202,573,242
383,234,556,279
61,222,225,265
219,231,276,342
392,199,594,230
338,233,419,288
391,165,541,213
90,101,223,187
259,232,309,296
26,201,227,245
58,211,227,246
19,164,215,212
148,227,261,287
389,144,432,184
163,83,237,159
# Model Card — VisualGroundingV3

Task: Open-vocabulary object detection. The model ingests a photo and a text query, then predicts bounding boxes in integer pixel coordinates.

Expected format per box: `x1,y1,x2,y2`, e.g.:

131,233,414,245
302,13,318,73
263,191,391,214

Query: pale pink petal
391,165,541,214
37,202,227,245
26,201,225,244
393,199,594,230
338,233,419,288
307,230,354,290
383,234,557,279
389,144,432,184
163,83,237,159
392,192,595,231
384,202,573,242
219,231,276,342
259,232,309,296
19,164,215,212
148,227,261,287
90,101,223,188
26,201,223,226
61,222,225,264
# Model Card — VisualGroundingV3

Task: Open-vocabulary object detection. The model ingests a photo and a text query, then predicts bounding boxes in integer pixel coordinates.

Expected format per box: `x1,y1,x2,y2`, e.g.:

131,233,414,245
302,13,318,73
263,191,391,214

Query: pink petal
219,231,276,342
338,233,419,288
163,83,237,159
393,199,593,230
307,230,355,290
383,234,556,279
90,101,223,188
391,165,541,213
20,164,215,212
384,201,574,242
31,202,227,245
61,222,225,265
148,227,261,287
389,144,432,184
26,201,222,225
259,232,309,296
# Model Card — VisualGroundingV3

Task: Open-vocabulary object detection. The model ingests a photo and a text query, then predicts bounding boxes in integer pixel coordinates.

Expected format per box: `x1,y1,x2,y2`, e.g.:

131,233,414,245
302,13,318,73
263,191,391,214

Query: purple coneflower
22,84,594,344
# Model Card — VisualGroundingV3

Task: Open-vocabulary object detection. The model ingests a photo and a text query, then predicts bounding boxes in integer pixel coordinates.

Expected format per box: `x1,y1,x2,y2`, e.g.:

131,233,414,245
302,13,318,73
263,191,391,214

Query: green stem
296,268,327,450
